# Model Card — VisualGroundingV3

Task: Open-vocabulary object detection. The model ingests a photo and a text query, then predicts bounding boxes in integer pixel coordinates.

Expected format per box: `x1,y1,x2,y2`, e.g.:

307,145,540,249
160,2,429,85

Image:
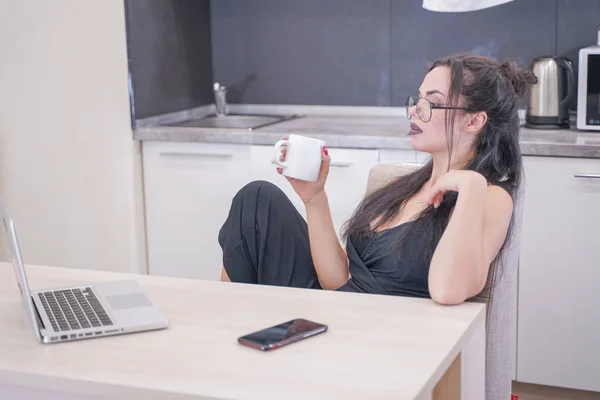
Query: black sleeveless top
336,221,431,298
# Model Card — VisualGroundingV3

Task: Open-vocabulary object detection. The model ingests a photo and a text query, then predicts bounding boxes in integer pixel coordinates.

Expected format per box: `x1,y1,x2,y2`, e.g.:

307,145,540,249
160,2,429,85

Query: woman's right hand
277,144,331,206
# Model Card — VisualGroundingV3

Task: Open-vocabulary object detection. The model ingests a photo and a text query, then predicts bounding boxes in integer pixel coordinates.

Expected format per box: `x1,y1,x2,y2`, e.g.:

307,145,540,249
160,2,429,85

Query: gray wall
211,0,600,108
125,0,213,120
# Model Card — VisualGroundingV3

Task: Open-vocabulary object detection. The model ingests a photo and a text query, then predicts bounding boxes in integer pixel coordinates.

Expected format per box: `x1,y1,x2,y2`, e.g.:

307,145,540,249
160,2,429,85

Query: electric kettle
525,56,575,129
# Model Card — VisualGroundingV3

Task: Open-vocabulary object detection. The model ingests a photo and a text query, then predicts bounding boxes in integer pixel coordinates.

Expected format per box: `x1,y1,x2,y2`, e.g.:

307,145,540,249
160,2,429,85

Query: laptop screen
0,197,42,341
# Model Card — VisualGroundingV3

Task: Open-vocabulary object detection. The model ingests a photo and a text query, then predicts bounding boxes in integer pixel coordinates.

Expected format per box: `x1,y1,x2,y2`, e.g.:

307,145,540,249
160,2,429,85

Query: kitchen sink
171,114,303,131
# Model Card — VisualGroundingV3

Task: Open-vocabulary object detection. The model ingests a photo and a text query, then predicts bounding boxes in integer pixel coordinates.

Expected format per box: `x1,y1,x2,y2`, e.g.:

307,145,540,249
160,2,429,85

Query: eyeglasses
405,96,471,123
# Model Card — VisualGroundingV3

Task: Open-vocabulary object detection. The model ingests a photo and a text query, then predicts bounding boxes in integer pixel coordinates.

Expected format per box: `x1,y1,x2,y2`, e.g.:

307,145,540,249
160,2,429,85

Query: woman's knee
235,180,285,201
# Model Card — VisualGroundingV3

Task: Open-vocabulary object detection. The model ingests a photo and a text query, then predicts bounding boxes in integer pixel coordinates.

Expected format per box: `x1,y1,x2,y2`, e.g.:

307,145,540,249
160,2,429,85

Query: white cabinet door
250,146,378,237
142,142,253,281
517,156,600,392
324,148,379,237
379,149,417,165
416,151,431,165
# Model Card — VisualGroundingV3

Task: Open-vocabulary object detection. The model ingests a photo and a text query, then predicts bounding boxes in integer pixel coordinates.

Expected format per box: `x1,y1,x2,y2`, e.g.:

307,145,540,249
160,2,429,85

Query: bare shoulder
485,184,514,218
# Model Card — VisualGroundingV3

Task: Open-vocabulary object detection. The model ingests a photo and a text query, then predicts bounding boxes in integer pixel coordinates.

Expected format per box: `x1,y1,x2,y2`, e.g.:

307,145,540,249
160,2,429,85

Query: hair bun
499,60,538,97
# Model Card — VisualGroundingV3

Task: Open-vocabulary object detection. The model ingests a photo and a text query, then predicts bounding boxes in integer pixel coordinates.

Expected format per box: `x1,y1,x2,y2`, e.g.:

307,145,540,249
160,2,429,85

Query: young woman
218,54,537,305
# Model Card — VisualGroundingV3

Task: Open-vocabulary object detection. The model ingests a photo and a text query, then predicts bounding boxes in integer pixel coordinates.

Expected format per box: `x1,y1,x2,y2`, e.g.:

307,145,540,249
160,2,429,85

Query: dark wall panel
125,0,213,119
556,0,600,111
210,0,392,106
391,0,556,105
126,0,600,110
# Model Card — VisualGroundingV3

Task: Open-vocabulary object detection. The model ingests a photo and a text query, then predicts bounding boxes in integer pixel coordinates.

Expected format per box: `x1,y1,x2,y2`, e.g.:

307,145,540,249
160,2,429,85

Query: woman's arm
305,192,349,290
427,171,514,305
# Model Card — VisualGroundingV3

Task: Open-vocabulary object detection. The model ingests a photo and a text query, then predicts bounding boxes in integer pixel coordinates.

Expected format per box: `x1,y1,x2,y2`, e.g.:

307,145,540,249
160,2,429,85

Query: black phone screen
239,318,327,349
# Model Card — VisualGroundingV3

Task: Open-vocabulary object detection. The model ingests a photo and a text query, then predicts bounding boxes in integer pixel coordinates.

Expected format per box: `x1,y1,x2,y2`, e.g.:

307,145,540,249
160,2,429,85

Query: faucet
213,82,229,116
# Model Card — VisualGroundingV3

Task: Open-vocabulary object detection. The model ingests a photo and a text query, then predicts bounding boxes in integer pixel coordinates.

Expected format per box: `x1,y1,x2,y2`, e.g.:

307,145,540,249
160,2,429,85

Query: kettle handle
556,57,575,109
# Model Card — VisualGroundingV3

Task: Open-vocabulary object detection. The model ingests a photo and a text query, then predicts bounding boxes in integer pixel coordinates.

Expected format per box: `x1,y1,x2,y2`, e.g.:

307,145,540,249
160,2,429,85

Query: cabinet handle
574,173,600,179
330,161,353,167
159,151,233,159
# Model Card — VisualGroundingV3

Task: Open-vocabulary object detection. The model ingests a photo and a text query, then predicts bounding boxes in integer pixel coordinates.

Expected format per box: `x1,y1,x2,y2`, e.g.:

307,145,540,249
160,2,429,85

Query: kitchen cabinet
250,146,378,235
142,142,254,281
251,145,380,239
320,147,379,237
416,151,431,164
379,149,431,166
379,149,418,165
250,145,378,237
517,156,600,392
143,142,378,281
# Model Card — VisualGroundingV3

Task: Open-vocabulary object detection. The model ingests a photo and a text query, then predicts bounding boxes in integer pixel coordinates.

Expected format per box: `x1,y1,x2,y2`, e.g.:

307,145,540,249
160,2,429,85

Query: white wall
0,0,147,273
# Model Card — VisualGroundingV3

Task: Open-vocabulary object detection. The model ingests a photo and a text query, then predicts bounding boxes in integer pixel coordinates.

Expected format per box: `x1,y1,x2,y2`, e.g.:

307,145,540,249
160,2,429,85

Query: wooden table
0,263,485,400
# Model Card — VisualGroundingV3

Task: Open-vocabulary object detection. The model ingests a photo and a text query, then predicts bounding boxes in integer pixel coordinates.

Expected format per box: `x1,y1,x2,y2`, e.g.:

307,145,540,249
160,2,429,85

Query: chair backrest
365,163,524,400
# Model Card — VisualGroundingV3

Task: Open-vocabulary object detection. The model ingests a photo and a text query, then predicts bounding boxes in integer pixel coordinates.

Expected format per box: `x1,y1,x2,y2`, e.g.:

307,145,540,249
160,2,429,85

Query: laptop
0,197,169,344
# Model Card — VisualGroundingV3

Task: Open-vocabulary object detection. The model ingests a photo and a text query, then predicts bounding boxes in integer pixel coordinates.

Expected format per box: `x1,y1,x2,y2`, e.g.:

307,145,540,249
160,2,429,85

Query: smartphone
238,318,328,351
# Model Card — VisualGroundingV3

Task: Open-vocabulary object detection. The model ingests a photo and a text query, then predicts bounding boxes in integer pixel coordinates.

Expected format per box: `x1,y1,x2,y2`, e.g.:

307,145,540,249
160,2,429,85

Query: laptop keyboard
37,288,113,332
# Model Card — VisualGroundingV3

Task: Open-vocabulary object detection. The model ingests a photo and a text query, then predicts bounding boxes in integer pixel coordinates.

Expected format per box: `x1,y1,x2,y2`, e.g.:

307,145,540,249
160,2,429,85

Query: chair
365,163,524,400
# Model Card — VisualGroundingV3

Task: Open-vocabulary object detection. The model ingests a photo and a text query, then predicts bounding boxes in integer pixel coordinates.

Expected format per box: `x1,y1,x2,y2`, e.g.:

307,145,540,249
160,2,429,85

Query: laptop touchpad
106,292,152,310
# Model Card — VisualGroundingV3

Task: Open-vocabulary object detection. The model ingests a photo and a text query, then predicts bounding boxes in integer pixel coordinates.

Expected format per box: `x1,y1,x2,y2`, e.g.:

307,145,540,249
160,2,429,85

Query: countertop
0,263,485,400
134,104,600,159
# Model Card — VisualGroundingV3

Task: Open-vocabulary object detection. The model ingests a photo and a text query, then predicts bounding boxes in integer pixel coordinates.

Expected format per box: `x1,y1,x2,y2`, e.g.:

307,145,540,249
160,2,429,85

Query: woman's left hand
427,170,488,208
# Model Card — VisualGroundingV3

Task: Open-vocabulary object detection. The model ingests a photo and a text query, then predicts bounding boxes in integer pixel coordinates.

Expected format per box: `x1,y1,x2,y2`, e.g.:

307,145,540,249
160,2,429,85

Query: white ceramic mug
272,134,326,181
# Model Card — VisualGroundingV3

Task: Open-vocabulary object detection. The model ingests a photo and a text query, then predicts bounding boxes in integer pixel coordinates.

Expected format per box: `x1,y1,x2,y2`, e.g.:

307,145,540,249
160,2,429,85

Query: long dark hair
342,54,537,298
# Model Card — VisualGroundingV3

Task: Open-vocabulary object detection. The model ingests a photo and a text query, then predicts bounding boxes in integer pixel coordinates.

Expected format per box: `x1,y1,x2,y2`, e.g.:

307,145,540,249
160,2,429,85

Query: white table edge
0,368,221,400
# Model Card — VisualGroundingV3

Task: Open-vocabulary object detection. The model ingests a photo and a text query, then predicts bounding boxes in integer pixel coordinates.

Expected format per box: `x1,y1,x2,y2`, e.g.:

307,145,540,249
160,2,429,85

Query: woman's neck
428,152,471,186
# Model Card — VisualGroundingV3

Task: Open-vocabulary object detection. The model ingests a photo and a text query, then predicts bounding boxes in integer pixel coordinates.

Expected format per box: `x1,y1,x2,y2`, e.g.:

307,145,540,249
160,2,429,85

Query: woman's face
408,66,457,155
